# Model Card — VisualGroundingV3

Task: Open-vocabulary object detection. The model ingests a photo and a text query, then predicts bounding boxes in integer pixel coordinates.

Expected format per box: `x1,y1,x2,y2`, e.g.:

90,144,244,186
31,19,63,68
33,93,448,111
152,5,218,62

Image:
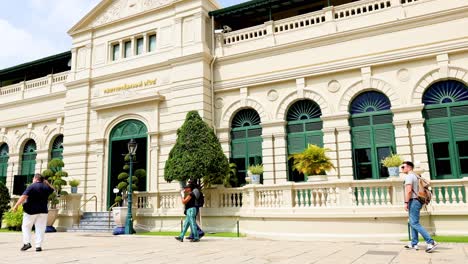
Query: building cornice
0,91,66,110
91,93,165,111
0,112,64,128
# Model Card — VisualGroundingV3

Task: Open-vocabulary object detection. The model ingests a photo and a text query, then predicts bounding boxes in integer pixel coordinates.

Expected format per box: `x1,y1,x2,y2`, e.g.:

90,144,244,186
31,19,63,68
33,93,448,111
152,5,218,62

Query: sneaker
174,236,183,242
199,231,205,238
404,243,419,250
20,243,32,251
36,247,42,252
185,236,193,240
190,239,200,242
426,242,438,253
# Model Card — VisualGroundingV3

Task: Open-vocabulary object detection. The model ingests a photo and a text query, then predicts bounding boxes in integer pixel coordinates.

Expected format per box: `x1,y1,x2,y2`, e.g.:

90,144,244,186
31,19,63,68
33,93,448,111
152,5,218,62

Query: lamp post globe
125,138,138,234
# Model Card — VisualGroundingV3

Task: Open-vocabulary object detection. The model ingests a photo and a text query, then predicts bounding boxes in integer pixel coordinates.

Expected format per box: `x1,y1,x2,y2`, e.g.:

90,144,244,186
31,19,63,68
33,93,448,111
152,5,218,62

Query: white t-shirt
404,172,419,199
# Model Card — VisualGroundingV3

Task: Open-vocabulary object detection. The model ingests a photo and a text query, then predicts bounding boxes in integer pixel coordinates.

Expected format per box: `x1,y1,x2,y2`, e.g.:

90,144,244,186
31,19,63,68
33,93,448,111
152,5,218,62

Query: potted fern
381,153,404,177
247,164,263,184
290,144,335,182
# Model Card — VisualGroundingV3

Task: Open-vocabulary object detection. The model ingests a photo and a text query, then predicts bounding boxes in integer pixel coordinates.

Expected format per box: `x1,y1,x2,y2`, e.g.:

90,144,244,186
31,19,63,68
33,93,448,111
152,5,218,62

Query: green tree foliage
164,111,229,187
114,154,146,204
42,158,69,208
0,182,11,228
3,205,22,230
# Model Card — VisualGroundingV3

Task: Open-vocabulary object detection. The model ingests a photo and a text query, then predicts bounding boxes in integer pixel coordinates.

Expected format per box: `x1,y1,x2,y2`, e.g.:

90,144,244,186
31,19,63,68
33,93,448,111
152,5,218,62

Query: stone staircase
67,212,115,233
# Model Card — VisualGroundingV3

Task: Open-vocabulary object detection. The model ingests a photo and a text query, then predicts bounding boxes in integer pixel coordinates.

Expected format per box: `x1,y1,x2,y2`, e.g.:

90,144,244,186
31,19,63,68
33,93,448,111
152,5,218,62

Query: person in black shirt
174,183,200,242
12,173,54,252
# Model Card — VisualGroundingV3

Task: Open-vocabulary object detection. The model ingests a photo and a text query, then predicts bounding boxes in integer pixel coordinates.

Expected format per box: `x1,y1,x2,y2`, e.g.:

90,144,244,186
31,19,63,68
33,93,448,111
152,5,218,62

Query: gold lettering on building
104,79,157,94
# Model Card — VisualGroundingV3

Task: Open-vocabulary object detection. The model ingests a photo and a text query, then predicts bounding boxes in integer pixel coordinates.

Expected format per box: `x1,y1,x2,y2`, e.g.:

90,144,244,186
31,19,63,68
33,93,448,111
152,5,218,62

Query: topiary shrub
0,182,11,228
42,158,69,208
114,154,146,205
164,111,229,188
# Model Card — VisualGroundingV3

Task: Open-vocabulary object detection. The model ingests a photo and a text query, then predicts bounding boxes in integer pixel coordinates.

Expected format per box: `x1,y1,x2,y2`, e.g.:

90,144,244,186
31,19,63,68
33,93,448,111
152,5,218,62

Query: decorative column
261,121,286,184
322,112,353,180
6,154,19,195
92,138,106,211
216,127,230,161
148,132,160,192
392,105,430,177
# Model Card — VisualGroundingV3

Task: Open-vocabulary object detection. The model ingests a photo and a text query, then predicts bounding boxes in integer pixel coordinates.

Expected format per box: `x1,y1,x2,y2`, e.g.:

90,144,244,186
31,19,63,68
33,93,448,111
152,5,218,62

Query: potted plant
69,179,80,194
290,144,335,182
381,153,404,177
42,158,69,232
248,164,263,184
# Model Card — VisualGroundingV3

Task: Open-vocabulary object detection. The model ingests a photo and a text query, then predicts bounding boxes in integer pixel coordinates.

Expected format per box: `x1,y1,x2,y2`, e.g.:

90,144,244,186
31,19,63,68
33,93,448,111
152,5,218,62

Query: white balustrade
274,11,326,34
25,76,49,90
223,24,268,45
401,0,420,4
218,189,243,208
52,72,68,83
256,188,283,207
0,72,69,98
430,179,467,205
334,0,392,20
0,83,22,95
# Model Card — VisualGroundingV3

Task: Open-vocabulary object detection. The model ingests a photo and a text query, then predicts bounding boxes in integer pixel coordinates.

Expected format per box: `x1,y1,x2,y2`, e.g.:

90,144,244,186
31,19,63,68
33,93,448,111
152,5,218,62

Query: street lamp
125,138,138,234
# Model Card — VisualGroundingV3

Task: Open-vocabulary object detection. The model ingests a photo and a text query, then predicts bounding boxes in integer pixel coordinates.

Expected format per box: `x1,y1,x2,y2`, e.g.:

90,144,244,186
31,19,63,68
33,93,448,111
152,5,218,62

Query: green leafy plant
164,111,229,188
114,154,146,204
69,179,80,187
222,163,239,188
290,144,335,175
248,164,264,175
3,205,23,231
0,182,11,228
381,153,404,167
42,158,69,208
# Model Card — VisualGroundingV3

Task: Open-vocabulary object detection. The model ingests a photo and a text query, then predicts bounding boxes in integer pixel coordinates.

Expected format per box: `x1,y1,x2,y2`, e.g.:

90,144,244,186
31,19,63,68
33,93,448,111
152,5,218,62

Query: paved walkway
0,232,467,264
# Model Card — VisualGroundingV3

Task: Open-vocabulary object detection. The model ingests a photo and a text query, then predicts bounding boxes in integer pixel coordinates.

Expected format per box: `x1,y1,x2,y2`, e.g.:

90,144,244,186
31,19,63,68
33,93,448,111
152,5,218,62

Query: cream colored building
1,0,467,238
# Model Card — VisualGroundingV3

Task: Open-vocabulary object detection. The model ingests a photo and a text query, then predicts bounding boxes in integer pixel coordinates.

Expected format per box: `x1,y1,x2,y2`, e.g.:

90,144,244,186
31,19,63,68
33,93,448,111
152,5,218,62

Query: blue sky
0,0,247,70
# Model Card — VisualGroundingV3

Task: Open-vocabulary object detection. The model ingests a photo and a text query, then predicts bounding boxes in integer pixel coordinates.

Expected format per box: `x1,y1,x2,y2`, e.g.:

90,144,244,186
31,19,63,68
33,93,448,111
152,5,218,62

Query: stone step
66,211,117,233
66,229,114,233
77,221,115,227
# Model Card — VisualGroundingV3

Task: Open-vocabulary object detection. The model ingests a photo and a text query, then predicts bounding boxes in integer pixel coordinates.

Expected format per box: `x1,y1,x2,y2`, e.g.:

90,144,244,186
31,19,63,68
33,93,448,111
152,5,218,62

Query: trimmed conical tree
164,111,229,187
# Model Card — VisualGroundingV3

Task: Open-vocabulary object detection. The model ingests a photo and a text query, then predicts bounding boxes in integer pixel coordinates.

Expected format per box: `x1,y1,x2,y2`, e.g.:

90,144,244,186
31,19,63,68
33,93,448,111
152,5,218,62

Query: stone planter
46,208,59,232
112,206,127,227
387,167,400,177
307,174,327,182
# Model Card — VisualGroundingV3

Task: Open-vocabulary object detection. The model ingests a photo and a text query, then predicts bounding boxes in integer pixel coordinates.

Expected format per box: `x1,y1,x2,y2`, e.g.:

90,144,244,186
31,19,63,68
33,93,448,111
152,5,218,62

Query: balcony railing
216,0,459,56
133,178,468,216
0,71,69,101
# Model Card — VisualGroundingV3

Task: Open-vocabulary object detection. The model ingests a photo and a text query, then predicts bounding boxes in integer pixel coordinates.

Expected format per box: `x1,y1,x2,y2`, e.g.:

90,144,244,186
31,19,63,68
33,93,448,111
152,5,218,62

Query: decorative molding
214,97,224,109
267,90,278,102
276,89,330,120
221,98,267,128
397,68,410,82
327,80,341,93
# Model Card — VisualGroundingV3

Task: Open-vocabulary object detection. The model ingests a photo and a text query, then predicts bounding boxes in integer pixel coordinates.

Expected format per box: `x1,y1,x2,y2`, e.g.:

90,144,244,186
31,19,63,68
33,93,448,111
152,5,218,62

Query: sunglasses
401,165,406,169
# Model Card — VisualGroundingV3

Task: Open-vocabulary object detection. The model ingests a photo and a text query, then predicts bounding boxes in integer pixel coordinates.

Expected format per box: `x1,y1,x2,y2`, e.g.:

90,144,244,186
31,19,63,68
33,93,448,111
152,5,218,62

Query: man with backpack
402,161,438,253
186,181,204,240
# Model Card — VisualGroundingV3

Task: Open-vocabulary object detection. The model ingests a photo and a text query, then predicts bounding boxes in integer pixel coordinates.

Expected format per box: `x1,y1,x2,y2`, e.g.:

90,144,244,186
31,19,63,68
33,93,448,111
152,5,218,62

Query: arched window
21,140,37,177
286,100,323,182
350,91,395,180
230,109,262,185
0,144,8,184
51,135,64,160
423,80,468,179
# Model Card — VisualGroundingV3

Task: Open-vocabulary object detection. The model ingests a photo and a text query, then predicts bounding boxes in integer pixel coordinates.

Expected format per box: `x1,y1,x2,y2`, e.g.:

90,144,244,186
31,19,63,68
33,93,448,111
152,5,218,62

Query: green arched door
350,92,396,180
286,100,323,182
108,119,148,206
51,135,64,160
21,140,37,178
230,109,262,185
423,80,468,179
0,144,8,184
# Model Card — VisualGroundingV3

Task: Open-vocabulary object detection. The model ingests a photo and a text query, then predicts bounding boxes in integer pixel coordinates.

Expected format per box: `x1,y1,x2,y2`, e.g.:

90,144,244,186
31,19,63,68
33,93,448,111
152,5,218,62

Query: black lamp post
125,138,137,234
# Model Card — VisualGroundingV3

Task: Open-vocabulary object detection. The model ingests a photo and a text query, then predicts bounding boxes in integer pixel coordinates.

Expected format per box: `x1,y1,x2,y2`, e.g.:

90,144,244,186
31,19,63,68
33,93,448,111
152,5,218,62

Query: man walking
402,161,437,253
174,182,200,242
12,174,54,252
187,181,204,240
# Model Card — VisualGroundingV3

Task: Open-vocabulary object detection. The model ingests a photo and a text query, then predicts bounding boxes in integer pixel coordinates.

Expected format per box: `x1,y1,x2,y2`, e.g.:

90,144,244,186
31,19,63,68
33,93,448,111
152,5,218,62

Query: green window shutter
306,132,323,147
451,105,468,117
427,122,450,140
374,126,394,145
288,134,306,154
424,108,448,119
248,140,262,156
352,129,372,148
452,120,468,140
232,141,246,157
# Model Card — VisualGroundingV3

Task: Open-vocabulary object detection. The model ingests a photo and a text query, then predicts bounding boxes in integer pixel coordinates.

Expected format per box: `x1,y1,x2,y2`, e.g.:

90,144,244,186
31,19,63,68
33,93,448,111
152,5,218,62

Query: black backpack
195,189,205,207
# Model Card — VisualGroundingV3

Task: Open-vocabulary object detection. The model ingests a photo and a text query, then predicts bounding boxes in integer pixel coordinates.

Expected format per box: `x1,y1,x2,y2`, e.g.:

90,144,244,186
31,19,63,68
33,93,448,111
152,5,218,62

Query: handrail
108,202,121,228
76,195,97,227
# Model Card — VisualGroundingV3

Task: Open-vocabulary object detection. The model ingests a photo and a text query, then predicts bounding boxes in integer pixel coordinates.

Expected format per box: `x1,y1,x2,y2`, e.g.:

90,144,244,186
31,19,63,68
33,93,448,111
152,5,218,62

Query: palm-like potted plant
290,144,335,182
42,158,69,232
247,164,263,184
381,153,404,177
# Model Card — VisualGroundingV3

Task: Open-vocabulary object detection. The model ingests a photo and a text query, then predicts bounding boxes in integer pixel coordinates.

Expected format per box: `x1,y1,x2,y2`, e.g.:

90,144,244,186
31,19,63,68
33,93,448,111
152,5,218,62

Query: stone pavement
0,232,467,264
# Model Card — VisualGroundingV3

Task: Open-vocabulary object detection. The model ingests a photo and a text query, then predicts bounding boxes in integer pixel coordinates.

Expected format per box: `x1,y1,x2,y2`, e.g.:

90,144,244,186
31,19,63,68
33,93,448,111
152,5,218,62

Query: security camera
222,25,232,33
214,29,224,34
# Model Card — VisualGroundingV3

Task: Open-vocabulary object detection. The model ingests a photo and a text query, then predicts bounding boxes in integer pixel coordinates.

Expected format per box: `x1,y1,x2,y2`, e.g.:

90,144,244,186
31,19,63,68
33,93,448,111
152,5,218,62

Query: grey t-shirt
404,172,419,199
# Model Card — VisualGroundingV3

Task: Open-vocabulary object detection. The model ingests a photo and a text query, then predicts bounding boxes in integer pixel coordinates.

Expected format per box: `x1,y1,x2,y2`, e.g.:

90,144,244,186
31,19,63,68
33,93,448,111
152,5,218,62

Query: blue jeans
409,199,434,246
179,207,199,240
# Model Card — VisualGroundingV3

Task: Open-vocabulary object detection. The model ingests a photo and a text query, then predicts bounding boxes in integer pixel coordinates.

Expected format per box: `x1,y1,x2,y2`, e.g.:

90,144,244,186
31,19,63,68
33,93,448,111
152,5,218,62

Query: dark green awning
0,51,71,75
209,0,271,18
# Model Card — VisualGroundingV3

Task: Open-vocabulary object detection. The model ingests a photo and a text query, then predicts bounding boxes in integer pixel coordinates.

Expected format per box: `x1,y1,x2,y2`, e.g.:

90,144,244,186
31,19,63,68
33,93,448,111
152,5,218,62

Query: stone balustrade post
264,20,276,46
337,183,353,207
281,182,294,207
